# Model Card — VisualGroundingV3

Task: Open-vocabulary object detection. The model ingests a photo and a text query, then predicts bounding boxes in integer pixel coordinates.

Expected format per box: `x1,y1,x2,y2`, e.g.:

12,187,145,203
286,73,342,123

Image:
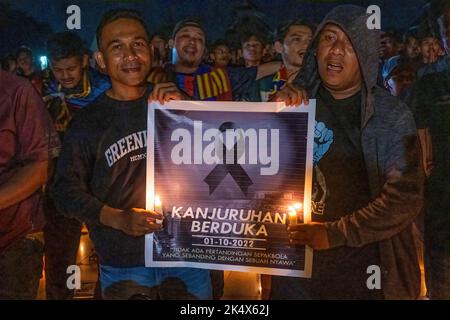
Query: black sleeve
227,66,258,100
50,113,104,225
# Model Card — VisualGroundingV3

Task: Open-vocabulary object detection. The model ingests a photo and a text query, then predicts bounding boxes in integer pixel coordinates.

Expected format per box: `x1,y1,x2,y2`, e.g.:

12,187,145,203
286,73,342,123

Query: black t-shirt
294,86,382,299
227,66,258,100
52,86,153,267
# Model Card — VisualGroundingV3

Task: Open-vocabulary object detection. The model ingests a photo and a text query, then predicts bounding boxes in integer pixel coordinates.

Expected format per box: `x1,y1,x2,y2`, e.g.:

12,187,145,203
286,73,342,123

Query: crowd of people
0,0,449,300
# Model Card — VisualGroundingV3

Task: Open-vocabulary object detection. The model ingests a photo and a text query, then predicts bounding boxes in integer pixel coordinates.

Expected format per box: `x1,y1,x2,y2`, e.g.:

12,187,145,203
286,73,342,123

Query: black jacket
294,5,424,299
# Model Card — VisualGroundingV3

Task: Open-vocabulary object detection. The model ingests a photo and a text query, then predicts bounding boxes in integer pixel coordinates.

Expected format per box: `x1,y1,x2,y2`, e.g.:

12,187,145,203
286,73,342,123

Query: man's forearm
256,61,282,80
100,205,126,230
0,160,48,210
417,128,433,176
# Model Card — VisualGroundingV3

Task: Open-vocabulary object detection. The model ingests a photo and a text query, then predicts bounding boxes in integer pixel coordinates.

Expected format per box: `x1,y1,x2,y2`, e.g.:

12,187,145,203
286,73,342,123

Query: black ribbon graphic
204,122,253,196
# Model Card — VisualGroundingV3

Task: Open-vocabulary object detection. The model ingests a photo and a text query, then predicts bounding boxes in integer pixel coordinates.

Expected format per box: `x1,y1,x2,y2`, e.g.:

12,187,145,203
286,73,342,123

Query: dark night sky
1,0,430,52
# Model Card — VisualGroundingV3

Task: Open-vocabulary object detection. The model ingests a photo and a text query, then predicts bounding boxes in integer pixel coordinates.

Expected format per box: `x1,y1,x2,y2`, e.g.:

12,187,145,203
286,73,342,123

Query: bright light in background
39,56,48,70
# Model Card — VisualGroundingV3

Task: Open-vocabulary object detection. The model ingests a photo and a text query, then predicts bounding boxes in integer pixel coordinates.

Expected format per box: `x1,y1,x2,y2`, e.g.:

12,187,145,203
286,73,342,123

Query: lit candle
288,205,297,226
154,195,163,224
287,202,303,226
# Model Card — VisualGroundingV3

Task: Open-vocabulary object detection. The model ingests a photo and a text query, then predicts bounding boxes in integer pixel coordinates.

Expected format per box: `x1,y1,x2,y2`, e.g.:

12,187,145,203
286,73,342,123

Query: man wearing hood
271,5,423,299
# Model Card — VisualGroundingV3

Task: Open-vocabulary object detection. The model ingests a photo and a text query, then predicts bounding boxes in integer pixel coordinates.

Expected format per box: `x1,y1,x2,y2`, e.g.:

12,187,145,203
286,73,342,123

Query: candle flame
288,206,296,217
154,196,162,207
294,202,303,210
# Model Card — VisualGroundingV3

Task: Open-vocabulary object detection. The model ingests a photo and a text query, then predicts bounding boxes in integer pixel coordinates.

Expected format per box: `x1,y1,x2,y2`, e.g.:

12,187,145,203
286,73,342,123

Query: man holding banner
51,8,305,300
270,5,424,300
50,9,213,300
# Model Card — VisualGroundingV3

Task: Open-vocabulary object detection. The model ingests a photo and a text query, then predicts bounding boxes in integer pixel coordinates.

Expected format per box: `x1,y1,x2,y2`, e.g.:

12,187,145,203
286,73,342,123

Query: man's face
263,43,277,62
51,55,88,89
16,52,33,73
213,44,231,67
420,37,439,64
405,36,420,60
317,24,362,95
386,69,416,97
151,35,168,60
438,8,450,57
95,18,152,88
174,26,206,68
379,35,398,60
242,36,265,66
276,25,313,68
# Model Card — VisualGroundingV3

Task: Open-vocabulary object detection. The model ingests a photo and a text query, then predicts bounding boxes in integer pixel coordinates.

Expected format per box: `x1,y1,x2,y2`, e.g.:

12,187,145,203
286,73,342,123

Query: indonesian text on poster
145,100,315,277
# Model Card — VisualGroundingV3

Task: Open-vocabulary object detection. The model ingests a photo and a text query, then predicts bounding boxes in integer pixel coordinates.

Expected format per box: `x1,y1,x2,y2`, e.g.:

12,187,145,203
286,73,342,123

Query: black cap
172,18,205,38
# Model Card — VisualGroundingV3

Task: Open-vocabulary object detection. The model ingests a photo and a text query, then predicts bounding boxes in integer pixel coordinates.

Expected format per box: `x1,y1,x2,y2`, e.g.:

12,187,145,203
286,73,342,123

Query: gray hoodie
294,5,424,299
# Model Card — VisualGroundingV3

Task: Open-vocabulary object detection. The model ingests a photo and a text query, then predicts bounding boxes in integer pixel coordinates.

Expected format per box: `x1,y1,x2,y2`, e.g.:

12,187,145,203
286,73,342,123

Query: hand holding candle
287,202,303,226
154,195,163,224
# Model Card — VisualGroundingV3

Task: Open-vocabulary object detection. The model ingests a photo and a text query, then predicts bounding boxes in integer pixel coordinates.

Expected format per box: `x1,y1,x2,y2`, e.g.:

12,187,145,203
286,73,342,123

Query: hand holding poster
145,100,315,277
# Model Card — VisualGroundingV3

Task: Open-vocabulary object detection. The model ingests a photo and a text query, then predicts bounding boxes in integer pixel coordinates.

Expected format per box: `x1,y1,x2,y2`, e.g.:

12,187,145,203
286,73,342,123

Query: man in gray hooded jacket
271,5,424,299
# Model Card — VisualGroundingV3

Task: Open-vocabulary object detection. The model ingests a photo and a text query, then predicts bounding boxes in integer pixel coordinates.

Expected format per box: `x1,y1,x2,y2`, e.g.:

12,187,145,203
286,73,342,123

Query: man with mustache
259,20,314,102
51,9,212,300
271,5,423,299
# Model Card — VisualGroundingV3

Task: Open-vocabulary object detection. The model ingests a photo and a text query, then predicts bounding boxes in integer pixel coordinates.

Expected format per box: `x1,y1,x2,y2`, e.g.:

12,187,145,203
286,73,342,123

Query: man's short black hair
430,0,450,18
415,23,438,41
381,29,402,43
274,20,315,43
403,27,419,43
96,9,150,48
47,32,87,61
240,31,268,46
210,39,230,51
151,31,168,42
15,46,33,59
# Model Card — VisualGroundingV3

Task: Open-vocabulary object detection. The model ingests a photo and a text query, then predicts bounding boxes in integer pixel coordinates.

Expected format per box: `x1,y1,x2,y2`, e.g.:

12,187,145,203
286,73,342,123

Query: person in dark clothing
42,31,111,300
416,25,449,79
377,30,402,86
50,9,215,300
409,0,450,300
381,55,417,99
271,5,423,300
